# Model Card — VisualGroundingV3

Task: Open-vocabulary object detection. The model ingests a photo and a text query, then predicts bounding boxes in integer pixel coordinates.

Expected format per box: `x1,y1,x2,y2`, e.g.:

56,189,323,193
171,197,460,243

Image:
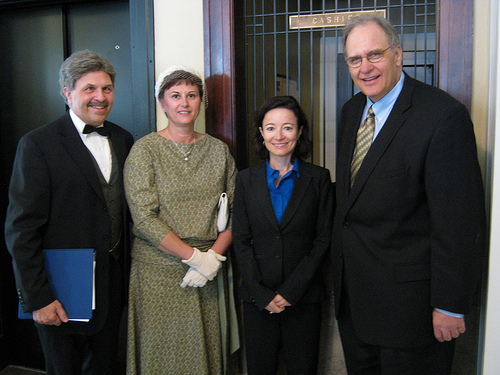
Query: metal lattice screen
244,0,436,175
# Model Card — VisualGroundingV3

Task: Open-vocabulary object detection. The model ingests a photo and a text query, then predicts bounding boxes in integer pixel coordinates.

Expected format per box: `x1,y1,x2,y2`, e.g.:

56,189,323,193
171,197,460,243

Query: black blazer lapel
106,121,129,169
57,113,106,203
280,161,312,228
250,163,281,232
337,95,364,206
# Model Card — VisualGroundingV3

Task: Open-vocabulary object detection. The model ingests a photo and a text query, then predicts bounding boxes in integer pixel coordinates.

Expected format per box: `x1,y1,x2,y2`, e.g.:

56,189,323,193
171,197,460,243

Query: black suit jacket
332,74,486,348
232,160,334,311
5,112,134,335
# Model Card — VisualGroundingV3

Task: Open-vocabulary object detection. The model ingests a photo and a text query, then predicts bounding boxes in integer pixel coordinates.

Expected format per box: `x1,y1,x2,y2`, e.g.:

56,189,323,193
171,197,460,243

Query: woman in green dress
124,67,238,374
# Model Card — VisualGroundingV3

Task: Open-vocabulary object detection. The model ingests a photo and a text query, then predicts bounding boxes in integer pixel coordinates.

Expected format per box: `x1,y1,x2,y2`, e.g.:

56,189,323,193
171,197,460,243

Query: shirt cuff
435,308,464,319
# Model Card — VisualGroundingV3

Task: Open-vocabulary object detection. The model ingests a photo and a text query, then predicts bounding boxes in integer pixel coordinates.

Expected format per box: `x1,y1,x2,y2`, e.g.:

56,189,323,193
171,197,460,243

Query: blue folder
18,248,94,321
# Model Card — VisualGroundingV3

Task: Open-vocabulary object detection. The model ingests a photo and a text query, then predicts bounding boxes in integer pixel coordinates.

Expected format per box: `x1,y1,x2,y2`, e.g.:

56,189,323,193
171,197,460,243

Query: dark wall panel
67,2,134,134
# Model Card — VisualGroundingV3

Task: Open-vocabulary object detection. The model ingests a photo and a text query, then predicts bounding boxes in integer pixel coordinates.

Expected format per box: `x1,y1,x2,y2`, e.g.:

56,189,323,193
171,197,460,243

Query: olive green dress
124,132,237,375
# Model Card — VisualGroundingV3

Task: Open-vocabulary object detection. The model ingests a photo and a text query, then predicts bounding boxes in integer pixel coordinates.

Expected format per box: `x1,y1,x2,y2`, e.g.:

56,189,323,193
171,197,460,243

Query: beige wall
478,1,500,373
153,0,205,132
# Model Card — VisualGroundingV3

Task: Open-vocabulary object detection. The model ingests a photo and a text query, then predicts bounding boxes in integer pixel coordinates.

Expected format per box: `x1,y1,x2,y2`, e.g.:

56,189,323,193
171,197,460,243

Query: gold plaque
289,10,386,30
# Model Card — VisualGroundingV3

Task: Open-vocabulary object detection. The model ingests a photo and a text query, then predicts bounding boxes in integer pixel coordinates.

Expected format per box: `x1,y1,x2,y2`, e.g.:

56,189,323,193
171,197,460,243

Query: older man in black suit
332,14,486,374
5,50,134,374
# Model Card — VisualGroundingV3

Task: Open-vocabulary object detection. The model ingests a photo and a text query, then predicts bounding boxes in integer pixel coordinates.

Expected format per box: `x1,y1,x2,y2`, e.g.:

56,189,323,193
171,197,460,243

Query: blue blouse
266,159,300,224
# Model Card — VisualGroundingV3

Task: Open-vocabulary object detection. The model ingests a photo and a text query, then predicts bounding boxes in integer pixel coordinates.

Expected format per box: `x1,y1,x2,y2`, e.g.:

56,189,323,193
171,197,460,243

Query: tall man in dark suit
332,14,486,374
5,50,134,374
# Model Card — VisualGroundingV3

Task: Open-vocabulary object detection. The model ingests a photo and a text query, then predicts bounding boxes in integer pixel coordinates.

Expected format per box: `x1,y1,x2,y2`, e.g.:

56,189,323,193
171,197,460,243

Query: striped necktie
350,107,375,187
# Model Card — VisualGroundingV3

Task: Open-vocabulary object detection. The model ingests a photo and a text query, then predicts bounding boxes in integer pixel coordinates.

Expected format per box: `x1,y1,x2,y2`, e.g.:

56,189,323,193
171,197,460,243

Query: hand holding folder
18,248,95,322
31,300,69,325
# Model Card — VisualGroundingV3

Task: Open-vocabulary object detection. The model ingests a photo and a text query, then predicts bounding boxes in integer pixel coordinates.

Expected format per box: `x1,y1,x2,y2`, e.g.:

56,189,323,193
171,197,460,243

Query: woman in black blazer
232,96,334,375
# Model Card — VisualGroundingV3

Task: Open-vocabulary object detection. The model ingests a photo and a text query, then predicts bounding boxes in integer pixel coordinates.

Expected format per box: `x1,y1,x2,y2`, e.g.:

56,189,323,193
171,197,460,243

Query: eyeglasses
345,45,394,68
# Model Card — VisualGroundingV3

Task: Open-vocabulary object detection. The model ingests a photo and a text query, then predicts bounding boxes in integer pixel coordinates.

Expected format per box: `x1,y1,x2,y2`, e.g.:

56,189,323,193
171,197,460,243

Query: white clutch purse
217,193,229,232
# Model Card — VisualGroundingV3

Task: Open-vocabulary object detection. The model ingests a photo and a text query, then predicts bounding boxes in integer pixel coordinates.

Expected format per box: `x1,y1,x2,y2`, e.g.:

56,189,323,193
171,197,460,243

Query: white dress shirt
70,110,112,182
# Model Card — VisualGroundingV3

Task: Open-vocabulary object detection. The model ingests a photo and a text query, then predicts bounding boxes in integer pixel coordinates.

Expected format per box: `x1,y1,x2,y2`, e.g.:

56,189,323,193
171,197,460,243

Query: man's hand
432,309,465,342
32,300,68,326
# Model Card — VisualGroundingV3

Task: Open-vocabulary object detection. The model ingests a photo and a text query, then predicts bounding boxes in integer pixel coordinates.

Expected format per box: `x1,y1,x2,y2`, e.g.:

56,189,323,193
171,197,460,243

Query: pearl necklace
166,127,196,161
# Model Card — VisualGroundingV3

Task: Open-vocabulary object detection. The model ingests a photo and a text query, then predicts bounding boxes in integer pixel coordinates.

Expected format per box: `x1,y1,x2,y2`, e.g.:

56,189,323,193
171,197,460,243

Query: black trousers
36,255,125,375
337,296,455,375
243,301,322,375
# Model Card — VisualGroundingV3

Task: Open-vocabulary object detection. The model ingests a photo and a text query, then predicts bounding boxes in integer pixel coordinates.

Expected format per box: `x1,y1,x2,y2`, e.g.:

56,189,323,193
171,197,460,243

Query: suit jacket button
342,221,350,228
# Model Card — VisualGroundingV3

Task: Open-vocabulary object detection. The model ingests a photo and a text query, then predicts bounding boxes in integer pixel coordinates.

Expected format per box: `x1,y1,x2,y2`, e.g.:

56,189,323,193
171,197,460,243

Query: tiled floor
318,295,347,375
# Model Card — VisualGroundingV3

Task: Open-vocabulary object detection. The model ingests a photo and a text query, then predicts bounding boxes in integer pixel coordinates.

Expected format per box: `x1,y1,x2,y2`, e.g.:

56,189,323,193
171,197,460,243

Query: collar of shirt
69,109,105,137
266,158,300,187
69,109,112,182
364,71,406,140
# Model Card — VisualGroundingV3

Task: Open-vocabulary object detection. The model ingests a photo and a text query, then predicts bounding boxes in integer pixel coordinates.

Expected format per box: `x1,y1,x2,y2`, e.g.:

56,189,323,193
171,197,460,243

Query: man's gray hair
59,50,116,103
342,13,400,56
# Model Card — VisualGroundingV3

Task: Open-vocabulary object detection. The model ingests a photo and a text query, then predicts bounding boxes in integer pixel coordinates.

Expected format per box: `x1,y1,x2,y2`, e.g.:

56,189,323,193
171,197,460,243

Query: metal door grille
244,0,436,174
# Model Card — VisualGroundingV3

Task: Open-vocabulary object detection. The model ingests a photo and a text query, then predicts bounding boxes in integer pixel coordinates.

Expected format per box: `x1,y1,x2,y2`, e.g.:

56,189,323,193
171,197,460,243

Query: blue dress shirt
266,159,300,224
365,71,405,140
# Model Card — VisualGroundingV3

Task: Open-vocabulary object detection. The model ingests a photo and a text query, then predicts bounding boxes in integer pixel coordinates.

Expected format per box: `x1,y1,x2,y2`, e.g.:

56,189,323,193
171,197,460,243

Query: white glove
208,249,227,262
180,267,208,288
182,248,226,281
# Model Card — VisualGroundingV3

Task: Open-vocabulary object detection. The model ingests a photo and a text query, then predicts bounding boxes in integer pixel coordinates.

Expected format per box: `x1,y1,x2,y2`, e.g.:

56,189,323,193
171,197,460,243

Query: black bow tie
83,124,109,136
